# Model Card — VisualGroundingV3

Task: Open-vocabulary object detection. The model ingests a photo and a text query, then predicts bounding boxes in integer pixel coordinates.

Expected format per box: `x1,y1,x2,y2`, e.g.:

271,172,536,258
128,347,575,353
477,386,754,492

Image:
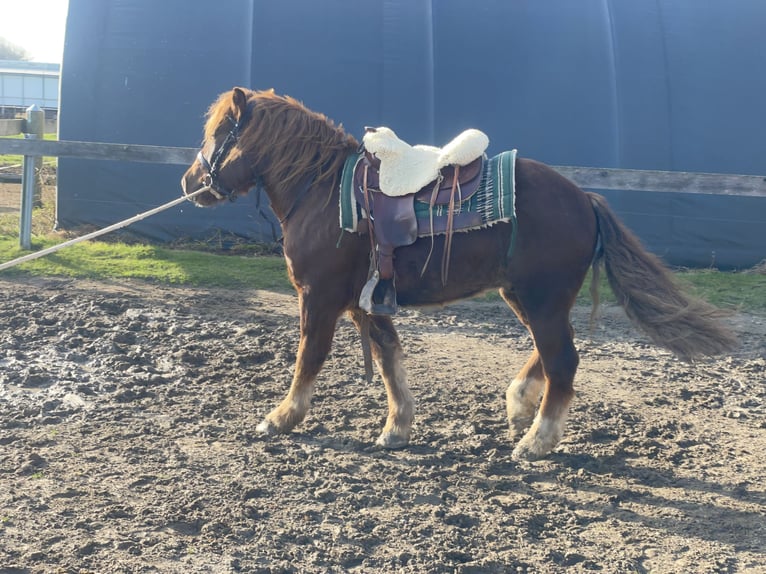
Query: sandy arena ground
0,276,764,573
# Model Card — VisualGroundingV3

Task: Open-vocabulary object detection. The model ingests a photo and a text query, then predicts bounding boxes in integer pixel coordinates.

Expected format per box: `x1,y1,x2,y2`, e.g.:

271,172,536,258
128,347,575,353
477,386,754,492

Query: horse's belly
392,226,509,306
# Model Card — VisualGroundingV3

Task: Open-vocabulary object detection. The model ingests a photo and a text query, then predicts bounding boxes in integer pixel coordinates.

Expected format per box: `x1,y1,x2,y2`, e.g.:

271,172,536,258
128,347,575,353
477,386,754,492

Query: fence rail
2,133,766,256
0,137,196,165
553,166,766,197
3,137,766,196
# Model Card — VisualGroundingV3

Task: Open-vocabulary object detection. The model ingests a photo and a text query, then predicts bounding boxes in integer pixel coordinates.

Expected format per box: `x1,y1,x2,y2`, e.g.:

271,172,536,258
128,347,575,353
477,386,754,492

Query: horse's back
511,157,598,272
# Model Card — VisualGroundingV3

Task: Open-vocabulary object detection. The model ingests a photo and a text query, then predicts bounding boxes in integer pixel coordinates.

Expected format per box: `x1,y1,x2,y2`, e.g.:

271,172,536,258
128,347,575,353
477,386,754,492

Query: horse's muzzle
180,170,217,206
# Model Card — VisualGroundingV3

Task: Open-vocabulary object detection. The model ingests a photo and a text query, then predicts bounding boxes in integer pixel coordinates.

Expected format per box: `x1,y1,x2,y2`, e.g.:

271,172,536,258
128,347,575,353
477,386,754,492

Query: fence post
26,104,45,205
19,104,44,249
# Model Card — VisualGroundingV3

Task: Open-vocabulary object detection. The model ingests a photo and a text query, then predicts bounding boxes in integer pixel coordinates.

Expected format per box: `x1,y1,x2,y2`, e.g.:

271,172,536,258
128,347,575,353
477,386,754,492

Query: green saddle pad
414,150,517,232
340,149,517,237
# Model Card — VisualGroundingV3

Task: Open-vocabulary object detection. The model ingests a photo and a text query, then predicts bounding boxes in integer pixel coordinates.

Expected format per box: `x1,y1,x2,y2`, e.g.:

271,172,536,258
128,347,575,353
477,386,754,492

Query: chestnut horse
181,87,735,460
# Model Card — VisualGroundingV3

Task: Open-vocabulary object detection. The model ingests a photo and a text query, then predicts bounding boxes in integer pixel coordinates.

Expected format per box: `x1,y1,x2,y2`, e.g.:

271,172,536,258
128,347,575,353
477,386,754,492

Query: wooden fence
3,136,765,194
1,133,765,253
0,137,196,165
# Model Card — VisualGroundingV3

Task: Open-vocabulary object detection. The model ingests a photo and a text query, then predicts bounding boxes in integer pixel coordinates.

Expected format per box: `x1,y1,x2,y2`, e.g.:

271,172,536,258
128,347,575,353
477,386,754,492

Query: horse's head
183,87,359,222
181,87,258,206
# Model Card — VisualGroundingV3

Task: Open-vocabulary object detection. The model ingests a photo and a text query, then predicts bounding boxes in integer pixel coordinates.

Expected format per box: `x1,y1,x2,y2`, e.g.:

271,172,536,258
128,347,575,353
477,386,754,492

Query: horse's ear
231,87,248,121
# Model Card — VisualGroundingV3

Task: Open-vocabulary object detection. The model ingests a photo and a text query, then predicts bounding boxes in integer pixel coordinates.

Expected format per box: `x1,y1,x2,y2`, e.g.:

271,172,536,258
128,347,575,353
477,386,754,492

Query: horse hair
588,192,737,361
204,89,359,194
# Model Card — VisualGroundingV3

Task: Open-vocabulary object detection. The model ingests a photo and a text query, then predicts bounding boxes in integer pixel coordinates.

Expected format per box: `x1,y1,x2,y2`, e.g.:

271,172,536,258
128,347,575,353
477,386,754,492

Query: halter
196,115,242,201
193,109,314,227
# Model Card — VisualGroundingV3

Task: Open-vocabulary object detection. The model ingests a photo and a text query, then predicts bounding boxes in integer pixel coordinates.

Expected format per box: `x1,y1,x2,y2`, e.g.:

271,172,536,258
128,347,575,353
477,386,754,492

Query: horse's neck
254,121,355,221
266,159,341,226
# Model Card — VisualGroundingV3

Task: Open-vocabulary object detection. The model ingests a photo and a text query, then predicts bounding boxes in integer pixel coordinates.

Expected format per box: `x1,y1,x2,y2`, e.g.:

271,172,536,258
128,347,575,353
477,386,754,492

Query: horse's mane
205,89,359,194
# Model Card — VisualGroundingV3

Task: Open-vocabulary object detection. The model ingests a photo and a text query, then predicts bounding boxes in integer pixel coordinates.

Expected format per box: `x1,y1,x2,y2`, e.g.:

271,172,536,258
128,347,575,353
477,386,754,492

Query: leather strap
441,165,460,285
362,164,378,272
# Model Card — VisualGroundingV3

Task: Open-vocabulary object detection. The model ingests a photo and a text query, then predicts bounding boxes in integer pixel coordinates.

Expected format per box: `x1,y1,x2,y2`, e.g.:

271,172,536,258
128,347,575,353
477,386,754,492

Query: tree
0,36,31,60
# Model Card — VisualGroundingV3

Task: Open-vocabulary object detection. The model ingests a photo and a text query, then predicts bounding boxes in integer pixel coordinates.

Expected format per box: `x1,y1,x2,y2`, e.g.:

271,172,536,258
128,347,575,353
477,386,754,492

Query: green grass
1,234,764,313
574,266,766,313
677,269,766,313
0,236,292,291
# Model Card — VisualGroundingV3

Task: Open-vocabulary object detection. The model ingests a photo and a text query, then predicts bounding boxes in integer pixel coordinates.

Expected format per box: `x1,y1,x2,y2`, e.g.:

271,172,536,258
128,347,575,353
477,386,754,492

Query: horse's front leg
350,310,414,448
256,291,339,436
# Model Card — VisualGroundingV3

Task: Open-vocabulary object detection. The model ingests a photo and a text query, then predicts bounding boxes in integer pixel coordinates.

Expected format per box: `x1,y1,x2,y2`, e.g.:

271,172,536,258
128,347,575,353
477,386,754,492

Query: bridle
196,115,243,201
192,108,315,227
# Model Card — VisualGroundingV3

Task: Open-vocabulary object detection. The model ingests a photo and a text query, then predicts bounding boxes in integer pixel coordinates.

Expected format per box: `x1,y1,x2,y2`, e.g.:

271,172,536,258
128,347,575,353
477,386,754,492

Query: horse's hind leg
350,310,414,448
501,288,579,460
256,291,340,436
517,314,578,460
506,350,545,438
500,289,545,438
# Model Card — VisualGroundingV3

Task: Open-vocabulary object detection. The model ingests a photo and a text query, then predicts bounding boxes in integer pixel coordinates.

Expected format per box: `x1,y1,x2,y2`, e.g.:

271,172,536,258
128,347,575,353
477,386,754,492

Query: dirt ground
0,276,764,573
0,181,21,215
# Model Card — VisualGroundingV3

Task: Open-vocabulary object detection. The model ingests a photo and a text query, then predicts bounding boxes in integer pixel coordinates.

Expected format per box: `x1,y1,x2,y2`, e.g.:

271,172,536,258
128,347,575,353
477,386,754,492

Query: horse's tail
587,192,737,361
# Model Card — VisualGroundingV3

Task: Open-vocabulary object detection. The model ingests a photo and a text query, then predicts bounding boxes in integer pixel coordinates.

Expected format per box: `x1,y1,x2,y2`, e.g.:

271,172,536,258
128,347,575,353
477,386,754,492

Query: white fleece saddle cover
362,126,490,197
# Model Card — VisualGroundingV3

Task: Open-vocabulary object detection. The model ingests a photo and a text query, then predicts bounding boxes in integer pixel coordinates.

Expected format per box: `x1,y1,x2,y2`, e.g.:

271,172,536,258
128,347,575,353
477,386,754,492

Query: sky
0,0,69,62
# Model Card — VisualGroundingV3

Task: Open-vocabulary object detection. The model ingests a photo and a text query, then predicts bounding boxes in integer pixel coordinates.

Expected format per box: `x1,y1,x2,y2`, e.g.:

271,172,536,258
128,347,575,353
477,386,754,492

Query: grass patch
0,235,763,313
0,235,766,313
3,137,763,313
480,265,766,314
677,268,766,313
571,266,766,314
0,236,292,291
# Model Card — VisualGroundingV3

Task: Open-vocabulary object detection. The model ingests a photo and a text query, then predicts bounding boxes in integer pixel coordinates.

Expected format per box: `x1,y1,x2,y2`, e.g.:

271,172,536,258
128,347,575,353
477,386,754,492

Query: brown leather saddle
353,152,485,314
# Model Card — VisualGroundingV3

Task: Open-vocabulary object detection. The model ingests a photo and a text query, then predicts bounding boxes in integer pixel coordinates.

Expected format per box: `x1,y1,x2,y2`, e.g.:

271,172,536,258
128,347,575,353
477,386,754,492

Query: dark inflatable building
57,0,766,267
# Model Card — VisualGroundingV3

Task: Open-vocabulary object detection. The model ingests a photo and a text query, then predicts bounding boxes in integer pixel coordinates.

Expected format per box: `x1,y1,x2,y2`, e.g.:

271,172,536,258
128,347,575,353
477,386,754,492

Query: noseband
196,115,242,201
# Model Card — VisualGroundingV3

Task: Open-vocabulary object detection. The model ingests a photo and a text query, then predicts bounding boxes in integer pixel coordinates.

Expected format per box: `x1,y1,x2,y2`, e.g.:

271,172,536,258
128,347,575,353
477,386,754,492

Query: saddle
362,126,489,196
355,126,490,315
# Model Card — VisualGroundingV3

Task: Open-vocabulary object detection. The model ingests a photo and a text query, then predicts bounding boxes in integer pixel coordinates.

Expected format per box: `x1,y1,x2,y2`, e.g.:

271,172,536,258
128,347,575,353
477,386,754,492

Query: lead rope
0,186,210,272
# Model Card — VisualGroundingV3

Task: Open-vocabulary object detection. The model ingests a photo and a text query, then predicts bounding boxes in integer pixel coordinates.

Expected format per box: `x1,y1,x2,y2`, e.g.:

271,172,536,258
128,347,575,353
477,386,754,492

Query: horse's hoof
256,419,279,436
375,431,409,450
511,431,556,461
511,442,547,461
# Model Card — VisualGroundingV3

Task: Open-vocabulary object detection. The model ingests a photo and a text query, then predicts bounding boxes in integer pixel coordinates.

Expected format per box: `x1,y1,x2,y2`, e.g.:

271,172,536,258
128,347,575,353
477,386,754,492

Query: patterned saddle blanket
339,149,517,242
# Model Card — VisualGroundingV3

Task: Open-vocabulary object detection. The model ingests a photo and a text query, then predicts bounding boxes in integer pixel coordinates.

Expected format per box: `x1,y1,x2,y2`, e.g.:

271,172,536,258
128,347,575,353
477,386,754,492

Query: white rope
0,187,210,272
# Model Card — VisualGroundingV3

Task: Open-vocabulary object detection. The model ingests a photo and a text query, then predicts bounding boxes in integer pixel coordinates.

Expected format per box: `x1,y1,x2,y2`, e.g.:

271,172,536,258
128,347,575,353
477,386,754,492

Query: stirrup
359,271,398,315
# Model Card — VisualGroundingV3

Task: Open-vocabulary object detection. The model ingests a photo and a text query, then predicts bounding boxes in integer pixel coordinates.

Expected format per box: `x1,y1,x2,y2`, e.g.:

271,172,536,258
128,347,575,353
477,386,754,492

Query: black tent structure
57,0,766,268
